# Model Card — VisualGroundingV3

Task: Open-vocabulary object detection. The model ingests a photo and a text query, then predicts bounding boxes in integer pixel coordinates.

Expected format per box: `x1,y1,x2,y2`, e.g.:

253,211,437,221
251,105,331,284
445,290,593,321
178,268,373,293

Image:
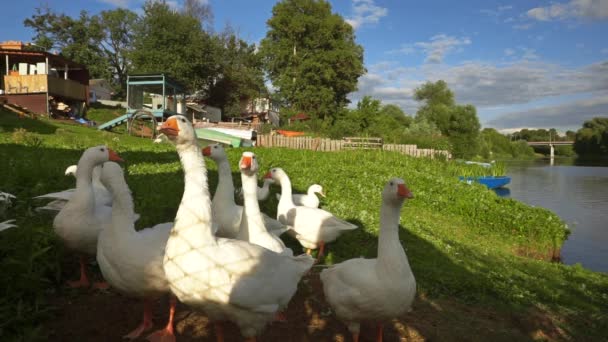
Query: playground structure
97,73,185,138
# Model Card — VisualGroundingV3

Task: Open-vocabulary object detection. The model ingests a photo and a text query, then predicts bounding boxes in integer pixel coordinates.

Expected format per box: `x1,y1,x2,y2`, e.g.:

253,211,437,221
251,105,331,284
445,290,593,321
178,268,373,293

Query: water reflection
503,158,608,273
492,187,511,197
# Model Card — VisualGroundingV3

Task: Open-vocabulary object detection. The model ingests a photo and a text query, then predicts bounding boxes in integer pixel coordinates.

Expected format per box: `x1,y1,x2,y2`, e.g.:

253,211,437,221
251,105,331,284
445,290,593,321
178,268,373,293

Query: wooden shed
0,41,90,115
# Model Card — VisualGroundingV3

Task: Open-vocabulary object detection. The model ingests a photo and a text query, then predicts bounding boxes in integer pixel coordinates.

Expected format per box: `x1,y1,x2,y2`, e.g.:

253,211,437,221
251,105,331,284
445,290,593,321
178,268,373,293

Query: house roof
0,48,88,70
291,112,310,121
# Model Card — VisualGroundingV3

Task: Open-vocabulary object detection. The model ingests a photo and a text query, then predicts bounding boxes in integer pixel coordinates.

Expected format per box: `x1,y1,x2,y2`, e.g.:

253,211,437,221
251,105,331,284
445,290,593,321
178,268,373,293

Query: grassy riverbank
0,110,606,341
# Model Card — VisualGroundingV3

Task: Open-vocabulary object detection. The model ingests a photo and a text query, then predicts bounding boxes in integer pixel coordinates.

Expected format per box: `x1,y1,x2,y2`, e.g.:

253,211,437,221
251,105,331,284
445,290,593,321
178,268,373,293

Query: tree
446,104,481,159
24,7,110,79
379,104,412,127
574,117,608,157
182,0,214,31
130,1,219,91
96,9,139,96
25,6,139,93
259,0,365,120
414,81,481,158
206,30,266,117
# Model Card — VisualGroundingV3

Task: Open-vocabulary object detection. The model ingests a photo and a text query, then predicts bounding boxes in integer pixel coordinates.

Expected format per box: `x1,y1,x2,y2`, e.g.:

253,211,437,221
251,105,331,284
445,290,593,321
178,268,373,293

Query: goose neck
173,143,214,242
240,172,266,235
377,202,409,268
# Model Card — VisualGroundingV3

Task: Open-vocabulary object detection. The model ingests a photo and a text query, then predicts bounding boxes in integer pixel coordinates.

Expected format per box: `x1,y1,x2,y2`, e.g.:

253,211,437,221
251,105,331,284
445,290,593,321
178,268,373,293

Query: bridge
526,141,574,158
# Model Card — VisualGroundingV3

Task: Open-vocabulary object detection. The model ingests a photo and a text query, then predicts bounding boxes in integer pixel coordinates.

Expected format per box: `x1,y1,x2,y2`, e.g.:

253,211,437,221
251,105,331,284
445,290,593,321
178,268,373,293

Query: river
503,159,608,273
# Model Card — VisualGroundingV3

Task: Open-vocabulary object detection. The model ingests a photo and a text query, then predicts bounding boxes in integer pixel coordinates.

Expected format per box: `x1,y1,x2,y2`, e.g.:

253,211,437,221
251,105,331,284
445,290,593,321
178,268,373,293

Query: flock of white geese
2,115,417,342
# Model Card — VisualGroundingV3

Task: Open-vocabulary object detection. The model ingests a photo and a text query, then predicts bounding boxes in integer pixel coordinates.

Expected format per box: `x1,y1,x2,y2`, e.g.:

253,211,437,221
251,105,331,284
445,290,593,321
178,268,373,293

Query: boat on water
459,176,511,189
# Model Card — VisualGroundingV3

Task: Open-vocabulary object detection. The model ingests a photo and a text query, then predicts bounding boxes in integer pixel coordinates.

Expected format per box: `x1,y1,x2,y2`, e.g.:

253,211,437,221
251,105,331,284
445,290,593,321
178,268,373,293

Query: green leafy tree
24,7,110,79
414,81,481,158
24,6,140,94
446,105,481,159
130,1,219,91
480,128,534,159
259,0,365,120
206,30,266,117
574,117,608,157
96,9,139,96
379,104,412,127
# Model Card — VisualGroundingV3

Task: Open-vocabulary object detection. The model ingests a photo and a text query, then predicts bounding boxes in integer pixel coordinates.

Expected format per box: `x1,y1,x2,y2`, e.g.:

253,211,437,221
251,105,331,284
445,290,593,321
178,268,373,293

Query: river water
504,159,608,273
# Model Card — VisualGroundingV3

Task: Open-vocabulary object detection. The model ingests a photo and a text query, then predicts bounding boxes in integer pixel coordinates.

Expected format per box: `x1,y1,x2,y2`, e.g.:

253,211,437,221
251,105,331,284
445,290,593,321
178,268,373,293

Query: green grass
0,109,607,340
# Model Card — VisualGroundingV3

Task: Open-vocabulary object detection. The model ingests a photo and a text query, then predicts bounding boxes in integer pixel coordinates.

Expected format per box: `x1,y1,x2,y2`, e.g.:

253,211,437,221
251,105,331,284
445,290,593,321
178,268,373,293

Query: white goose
0,191,16,217
0,191,17,232
53,145,123,288
96,162,176,342
276,183,325,208
160,116,314,342
0,219,17,232
267,168,358,260
320,178,416,342
202,143,287,239
236,152,290,255
34,164,112,212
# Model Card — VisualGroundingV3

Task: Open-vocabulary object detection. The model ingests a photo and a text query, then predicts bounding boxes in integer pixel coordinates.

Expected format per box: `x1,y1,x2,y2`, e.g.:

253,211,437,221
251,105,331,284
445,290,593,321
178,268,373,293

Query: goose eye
100,148,105,152
389,182,393,186
180,117,186,122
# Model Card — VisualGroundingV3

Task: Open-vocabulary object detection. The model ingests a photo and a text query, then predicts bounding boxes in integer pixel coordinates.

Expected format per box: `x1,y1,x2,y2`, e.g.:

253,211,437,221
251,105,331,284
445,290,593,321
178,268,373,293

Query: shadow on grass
0,109,58,135
1,144,601,341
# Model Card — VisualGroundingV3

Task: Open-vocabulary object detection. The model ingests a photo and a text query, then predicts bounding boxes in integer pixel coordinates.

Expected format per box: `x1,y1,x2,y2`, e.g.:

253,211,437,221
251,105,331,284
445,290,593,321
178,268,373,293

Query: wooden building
0,41,89,115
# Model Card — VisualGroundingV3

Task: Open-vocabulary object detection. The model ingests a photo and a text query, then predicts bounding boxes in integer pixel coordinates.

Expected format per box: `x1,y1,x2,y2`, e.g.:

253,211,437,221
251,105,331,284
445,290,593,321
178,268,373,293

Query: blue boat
459,176,511,189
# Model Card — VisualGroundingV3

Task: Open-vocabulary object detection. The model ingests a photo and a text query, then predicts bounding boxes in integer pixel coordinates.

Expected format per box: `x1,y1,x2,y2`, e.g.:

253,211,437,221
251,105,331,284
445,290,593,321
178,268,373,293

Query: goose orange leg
147,296,177,342
315,241,326,262
214,322,224,342
376,323,383,342
124,298,154,339
67,256,90,288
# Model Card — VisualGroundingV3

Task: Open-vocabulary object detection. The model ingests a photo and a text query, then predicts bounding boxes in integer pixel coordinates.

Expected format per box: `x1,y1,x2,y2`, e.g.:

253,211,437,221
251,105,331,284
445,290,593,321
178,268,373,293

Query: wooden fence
256,134,451,159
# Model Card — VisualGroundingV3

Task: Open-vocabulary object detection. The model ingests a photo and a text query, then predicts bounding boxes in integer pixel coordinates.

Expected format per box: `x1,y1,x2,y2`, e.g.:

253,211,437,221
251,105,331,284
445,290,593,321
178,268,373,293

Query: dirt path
44,266,567,342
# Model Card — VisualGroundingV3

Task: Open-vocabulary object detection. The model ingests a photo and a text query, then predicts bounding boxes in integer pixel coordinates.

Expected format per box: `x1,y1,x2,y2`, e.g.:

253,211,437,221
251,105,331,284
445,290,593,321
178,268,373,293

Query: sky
2,0,607,132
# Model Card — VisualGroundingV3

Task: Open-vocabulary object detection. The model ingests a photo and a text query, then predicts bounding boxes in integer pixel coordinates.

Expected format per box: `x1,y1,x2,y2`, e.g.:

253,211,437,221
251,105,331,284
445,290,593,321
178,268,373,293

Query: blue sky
2,0,607,132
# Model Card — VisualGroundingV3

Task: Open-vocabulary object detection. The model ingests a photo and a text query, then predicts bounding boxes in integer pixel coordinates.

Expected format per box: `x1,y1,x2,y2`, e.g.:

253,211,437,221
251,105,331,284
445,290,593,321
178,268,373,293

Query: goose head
159,115,196,145
201,143,227,163
81,145,123,166
310,184,326,197
238,151,259,177
264,167,287,184
383,178,413,206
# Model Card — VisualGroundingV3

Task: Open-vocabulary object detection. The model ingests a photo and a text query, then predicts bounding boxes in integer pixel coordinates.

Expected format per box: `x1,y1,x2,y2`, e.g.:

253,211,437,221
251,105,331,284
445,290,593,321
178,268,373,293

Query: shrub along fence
256,134,451,159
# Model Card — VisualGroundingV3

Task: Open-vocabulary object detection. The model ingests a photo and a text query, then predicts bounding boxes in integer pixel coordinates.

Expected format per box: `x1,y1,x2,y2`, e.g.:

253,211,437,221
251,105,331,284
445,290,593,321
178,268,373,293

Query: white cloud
602,48,608,54
346,0,388,30
396,34,471,64
526,0,608,21
504,48,515,56
487,94,608,129
350,59,608,124
480,5,513,17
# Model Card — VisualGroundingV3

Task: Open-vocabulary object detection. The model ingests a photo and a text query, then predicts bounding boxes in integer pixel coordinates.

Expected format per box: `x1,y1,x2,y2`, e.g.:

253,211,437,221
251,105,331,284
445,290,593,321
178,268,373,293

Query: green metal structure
98,73,186,135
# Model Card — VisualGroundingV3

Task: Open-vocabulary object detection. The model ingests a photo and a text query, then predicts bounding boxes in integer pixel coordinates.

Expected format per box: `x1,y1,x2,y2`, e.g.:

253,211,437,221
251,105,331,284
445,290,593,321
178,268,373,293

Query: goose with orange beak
53,145,124,289
160,115,313,341
320,178,416,342
201,143,288,239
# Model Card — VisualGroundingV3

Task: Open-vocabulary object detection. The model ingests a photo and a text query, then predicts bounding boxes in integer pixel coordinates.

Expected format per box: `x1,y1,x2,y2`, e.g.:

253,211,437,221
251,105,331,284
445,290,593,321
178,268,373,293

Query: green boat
195,128,242,147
